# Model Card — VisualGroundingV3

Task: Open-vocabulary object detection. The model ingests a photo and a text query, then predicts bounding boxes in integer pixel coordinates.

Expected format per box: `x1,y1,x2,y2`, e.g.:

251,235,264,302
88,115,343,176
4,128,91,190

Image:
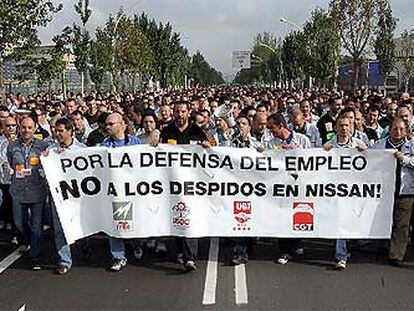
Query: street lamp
258,43,277,54
280,18,302,31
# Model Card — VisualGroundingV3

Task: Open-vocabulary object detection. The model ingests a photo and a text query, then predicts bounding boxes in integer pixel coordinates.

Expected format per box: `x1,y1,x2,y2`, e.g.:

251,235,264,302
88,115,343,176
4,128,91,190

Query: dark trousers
229,238,249,261
175,237,197,261
278,238,300,255
390,197,414,261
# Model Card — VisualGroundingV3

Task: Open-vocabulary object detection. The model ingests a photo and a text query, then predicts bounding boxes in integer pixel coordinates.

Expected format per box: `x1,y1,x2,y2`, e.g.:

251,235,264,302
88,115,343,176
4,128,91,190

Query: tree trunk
0,57,5,104
352,58,360,94
62,70,67,99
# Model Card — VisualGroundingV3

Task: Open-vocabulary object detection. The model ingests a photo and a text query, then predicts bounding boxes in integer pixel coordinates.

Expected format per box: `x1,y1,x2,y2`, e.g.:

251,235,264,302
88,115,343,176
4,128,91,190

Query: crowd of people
0,86,413,274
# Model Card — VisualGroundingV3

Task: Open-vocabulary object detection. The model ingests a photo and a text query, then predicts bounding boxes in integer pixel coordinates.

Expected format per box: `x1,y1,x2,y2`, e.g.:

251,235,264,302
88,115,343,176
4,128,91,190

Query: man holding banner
46,118,86,275
7,116,49,270
159,101,210,271
324,114,367,270
373,118,414,267
101,112,144,272
266,113,311,265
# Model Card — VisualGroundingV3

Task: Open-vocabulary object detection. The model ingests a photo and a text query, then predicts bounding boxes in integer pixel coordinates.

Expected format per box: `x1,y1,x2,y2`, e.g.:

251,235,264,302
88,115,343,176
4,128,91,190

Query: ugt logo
233,201,252,232
113,202,133,231
293,202,314,231
172,201,191,229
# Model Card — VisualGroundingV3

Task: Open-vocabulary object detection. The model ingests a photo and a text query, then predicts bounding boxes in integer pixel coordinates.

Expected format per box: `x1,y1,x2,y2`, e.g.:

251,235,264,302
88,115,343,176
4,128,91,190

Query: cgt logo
233,201,252,231
113,202,133,231
293,202,314,231
172,201,191,229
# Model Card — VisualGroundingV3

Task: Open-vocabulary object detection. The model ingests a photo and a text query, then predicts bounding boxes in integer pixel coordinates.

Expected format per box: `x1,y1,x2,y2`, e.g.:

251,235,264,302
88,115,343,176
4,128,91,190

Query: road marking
202,238,219,305
235,264,248,305
18,304,26,311
0,247,23,274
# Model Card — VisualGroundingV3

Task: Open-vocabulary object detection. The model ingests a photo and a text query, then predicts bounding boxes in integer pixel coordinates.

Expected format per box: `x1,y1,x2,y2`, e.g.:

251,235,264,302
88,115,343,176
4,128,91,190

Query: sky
39,0,414,78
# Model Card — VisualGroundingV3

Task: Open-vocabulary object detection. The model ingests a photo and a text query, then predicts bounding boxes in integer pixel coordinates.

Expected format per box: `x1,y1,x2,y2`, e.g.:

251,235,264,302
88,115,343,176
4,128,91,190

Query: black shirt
385,138,405,198
160,122,207,145
379,116,392,129
87,128,107,147
317,113,336,144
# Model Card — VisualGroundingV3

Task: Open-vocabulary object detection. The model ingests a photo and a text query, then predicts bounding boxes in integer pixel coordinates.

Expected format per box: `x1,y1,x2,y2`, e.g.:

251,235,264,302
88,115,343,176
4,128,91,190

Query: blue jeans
335,239,348,261
109,238,142,260
13,201,44,261
51,200,72,269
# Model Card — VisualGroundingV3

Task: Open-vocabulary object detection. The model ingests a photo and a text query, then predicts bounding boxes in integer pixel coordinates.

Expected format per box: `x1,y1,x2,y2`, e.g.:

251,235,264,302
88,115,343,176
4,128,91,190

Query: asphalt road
0,230,414,310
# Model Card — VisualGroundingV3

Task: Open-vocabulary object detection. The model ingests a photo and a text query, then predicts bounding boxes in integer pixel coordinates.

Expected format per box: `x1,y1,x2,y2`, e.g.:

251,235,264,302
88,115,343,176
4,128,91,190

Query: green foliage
399,30,414,91
330,0,392,91
234,32,282,85
0,0,62,59
0,0,62,98
190,51,224,86
374,2,397,76
302,8,341,87
281,31,306,83
89,41,107,90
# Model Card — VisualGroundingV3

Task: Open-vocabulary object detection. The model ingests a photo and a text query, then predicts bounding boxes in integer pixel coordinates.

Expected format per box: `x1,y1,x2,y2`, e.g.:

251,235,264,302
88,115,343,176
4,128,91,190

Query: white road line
202,237,219,305
0,247,23,274
18,303,26,311
235,264,248,305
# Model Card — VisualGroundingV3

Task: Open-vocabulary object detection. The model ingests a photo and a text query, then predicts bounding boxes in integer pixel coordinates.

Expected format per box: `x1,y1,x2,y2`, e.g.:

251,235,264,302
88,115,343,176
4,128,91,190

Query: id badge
29,157,40,165
21,168,32,177
15,170,25,179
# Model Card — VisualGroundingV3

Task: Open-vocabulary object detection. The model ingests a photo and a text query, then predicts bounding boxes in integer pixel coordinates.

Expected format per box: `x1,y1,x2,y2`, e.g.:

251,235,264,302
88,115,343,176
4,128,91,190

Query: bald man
101,113,143,272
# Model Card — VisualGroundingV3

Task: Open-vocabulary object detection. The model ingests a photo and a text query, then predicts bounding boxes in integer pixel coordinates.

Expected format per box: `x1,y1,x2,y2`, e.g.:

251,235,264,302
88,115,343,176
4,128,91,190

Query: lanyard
19,139,34,167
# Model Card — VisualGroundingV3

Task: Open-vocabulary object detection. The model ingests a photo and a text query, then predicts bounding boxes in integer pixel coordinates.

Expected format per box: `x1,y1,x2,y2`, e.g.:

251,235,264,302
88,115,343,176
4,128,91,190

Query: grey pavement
0,232,414,310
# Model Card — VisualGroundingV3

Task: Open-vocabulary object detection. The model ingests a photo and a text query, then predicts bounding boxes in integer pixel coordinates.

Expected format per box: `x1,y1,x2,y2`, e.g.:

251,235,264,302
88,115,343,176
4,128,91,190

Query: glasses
105,122,119,126
6,124,17,127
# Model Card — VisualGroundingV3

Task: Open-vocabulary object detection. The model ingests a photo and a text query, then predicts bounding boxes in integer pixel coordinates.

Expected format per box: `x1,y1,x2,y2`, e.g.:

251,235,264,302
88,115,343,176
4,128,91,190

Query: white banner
41,145,396,244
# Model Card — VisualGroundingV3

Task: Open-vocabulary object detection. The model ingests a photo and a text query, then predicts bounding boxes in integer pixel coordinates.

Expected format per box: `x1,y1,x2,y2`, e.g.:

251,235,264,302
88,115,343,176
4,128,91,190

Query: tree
190,51,224,86
281,31,306,88
251,32,283,86
330,0,389,92
89,41,108,90
374,2,397,79
399,30,414,92
302,8,341,88
135,13,193,88
0,0,62,100
96,10,154,92
71,0,92,94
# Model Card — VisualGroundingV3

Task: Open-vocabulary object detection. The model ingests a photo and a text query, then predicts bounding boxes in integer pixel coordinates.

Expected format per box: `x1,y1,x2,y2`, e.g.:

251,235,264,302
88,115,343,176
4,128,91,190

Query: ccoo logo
113,202,133,231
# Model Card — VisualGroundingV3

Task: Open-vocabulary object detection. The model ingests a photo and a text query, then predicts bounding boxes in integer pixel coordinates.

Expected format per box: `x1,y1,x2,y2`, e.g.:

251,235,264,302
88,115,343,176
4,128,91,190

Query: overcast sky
39,0,414,78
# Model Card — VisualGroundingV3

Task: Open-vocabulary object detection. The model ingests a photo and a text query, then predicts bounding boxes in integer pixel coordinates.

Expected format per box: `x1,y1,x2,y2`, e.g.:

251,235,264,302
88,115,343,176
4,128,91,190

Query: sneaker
155,241,167,253
31,261,42,271
176,253,184,264
55,265,69,275
183,260,197,271
335,260,347,270
43,224,51,232
19,245,30,254
231,256,247,266
110,259,127,272
276,254,292,265
146,239,156,249
389,258,403,267
133,247,144,260
11,237,19,246
295,248,304,256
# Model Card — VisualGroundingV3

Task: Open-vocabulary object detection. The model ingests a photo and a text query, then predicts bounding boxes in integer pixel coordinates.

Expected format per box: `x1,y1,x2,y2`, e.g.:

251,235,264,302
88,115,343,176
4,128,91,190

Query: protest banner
41,145,396,244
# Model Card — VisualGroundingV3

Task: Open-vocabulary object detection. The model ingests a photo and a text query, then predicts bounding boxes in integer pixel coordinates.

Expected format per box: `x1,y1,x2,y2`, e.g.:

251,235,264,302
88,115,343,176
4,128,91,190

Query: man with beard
158,101,210,271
